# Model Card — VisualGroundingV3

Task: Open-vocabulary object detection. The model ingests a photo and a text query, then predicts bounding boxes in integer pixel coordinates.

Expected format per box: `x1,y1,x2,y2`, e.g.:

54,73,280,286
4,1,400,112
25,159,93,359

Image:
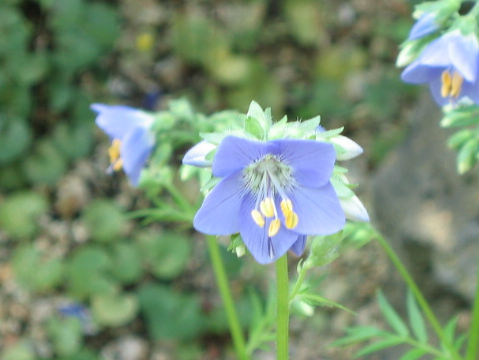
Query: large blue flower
401,31,479,106
91,104,155,186
186,136,345,264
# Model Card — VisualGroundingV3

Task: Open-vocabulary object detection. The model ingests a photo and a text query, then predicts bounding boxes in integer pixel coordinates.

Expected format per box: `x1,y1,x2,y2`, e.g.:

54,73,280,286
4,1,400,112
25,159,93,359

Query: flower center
108,139,123,171
441,70,463,99
242,154,299,244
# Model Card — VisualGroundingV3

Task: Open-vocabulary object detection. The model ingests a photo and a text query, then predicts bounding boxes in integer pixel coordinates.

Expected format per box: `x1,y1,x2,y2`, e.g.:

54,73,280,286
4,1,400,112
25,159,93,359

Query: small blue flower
185,136,345,264
91,104,155,186
401,31,479,106
408,13,439,41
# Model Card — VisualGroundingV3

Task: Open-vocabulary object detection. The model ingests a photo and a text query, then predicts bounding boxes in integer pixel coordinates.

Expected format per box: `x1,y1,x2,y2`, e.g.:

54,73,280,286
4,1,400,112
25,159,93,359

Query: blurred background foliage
0,0,424,359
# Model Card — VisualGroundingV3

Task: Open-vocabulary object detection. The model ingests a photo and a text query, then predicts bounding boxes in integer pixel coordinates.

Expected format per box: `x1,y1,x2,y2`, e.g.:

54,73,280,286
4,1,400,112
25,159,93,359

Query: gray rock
372,94,479,302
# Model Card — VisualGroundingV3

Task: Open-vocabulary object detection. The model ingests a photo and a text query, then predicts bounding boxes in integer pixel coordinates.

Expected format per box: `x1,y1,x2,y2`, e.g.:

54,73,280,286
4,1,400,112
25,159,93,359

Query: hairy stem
206,235,248,360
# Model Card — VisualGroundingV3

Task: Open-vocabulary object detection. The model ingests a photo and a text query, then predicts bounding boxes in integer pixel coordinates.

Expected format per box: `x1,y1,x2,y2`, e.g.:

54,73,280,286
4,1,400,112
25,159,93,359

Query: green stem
375,233,462,360
465,255,479,360
206,235,248,360
276,255,290,360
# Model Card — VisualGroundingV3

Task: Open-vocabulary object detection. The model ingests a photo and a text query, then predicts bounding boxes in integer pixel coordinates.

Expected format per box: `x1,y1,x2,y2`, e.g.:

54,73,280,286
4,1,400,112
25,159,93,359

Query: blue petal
287,183,345,235
448,33,479,82
408,13,438,41
461,79,479,104
401,61,442,84
414,34,452,68
193,172,244,235
121,127,154,186
428,76,449,106
183,141,216,167
239,194,298,264
269,139,336,188
290,235,307,256
91,104,153,140
212,136,267,178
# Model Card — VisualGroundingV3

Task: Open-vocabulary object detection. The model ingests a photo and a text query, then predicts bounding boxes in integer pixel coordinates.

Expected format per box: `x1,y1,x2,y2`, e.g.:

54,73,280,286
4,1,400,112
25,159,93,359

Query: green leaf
138,232,191,280
138,283,204,340
447,130,472,150
399,348,428,360
443,316,458,345
0,191,47,239
332,326,387,346
440,105,479,128
299,293,355,314
355,336,404,357
92,293,138,327
245,116,264,139
407,291,427,343
82,200,126,242
1,341,35,360
47,316,83,356
0,117,31,164
66,246,116,299
377,290,409,336
22,140,67,185
110,242,143,284
457,138,479,174
246,100,272,135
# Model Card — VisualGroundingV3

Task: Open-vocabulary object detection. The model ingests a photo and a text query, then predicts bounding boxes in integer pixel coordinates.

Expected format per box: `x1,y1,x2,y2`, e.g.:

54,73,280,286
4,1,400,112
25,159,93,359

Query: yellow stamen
113,158,123,171
260,197,275,218
285,212,299,229
268,218,281,237
441,70,452,98
450,71,464,98
251,209,265,228
108,139,123,171
280,199,293,218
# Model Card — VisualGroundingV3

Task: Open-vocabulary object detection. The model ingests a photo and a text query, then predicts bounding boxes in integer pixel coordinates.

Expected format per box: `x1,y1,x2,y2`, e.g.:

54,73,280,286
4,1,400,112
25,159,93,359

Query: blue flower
408,13,438,41
186,136,345,264
401,31,479,106
91,104,155,186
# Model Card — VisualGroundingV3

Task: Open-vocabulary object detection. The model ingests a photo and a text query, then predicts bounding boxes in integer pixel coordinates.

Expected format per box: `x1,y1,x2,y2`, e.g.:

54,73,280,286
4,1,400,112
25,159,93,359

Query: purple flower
408,13,438,41
186,136,345,264
91,104,155,186
401,31,479,106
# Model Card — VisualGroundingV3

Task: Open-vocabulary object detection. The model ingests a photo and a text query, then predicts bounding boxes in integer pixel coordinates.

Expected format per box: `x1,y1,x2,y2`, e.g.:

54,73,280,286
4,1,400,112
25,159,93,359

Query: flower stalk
206,235,248,360
276,254,290,360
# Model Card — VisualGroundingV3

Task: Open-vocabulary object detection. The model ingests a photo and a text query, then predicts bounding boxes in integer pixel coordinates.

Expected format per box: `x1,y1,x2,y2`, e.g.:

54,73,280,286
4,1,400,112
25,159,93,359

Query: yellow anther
441,70,452,98
251,209,265,228
260,197,275,218
108,139,123,171
285,212,299,229
268,219,281,237
112,158,123,171
280,199,293,216
450,71,464,98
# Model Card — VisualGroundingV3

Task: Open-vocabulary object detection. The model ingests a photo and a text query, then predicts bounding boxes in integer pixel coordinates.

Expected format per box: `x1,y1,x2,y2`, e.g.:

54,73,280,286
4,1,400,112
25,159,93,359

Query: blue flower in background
408,13,438,40
91,104,155,186
185,136,345,264
401,31,479,106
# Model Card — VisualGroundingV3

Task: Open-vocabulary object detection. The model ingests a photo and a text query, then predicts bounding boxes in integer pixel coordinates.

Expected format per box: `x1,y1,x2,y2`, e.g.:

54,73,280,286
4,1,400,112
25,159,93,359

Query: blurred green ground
0,0,423,359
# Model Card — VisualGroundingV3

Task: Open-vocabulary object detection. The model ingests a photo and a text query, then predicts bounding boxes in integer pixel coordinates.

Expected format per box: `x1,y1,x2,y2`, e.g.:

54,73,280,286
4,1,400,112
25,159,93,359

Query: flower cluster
91,104,155,186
